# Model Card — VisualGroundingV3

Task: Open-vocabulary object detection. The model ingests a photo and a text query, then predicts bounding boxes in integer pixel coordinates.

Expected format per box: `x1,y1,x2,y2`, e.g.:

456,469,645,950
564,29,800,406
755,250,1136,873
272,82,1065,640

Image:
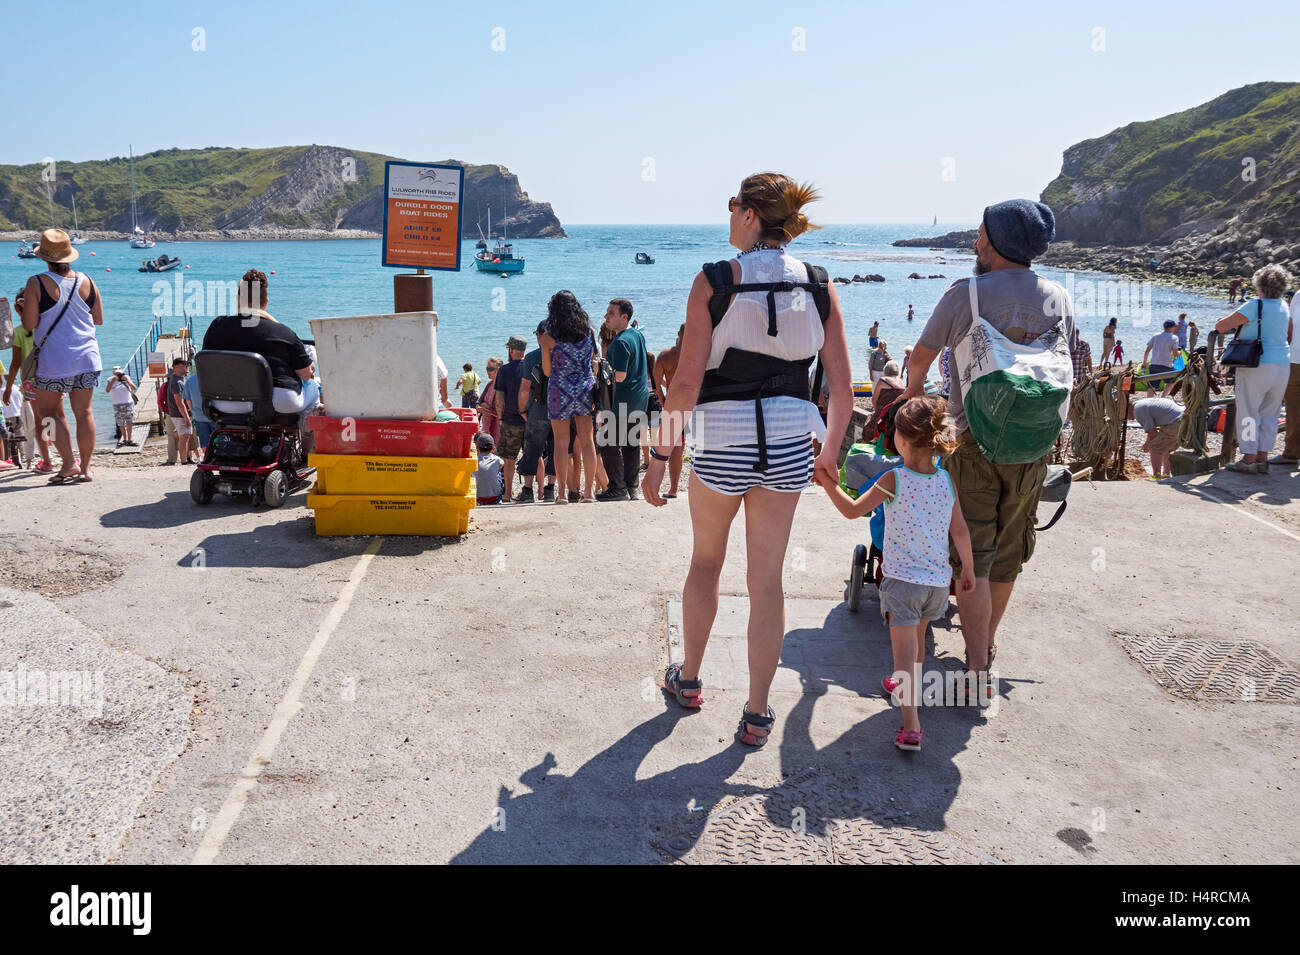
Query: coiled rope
1069,362,1124,463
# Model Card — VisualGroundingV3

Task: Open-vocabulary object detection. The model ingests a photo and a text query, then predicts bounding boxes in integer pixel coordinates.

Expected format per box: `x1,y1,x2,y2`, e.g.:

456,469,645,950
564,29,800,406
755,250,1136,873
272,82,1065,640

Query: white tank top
35,271,101,380
883,466,955,588
690,249,827,449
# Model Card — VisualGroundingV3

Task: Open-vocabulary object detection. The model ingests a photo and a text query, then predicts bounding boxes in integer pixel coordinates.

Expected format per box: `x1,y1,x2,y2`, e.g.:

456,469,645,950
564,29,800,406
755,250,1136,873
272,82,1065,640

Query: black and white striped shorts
691,434,815,495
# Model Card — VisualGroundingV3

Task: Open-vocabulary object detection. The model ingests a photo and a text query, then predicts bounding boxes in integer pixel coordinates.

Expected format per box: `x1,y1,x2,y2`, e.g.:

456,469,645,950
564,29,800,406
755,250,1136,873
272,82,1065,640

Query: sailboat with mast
127,145,154,249
70,194,86,245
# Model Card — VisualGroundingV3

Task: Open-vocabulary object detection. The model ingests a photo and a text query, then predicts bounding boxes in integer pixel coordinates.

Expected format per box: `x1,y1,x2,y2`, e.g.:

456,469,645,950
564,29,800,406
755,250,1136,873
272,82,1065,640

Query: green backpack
952,275,1072,464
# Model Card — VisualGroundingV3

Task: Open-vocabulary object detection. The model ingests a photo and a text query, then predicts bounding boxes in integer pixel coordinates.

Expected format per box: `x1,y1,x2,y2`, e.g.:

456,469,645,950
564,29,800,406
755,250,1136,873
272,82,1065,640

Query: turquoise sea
3,224,1232,439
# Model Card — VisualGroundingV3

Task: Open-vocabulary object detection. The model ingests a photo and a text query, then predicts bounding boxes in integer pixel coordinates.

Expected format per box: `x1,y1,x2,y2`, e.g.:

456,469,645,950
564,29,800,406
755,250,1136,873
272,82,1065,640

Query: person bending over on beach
1128,395,1182,480
816,395,975,751
643,172,852,748
900,199,1083,703
540,291,599,503
201,269,321,416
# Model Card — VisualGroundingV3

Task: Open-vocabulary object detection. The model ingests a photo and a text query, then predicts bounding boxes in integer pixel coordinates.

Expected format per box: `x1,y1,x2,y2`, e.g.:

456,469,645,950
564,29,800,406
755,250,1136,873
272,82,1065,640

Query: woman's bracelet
649,448,671,462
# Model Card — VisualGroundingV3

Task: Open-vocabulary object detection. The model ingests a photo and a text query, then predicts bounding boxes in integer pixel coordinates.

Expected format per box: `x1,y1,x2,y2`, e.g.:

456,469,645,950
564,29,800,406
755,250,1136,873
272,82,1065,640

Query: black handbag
1221,301,1263,368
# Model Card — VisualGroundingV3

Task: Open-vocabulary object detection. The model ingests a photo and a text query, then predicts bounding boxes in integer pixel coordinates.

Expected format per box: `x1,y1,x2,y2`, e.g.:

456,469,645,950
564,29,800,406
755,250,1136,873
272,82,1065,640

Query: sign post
381,161,465,312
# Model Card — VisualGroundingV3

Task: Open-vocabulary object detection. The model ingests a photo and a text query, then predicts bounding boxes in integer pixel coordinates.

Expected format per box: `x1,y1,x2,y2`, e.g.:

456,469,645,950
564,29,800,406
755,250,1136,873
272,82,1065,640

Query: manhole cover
654,770,999,865
1116,632,1300,703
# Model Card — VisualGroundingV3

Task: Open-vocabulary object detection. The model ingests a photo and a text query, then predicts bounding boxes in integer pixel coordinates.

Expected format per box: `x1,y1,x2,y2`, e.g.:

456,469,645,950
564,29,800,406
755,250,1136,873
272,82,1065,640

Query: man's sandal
735,704,776,747
663,664,704,708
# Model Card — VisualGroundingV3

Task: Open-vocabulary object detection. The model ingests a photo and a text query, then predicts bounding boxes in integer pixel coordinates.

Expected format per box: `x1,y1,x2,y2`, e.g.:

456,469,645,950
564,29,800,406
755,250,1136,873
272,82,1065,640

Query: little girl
816,395,975,752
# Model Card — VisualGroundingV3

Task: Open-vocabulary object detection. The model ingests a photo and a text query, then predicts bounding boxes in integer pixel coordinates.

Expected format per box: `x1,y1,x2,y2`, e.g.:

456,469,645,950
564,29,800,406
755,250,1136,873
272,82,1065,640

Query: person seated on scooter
200,269,321,415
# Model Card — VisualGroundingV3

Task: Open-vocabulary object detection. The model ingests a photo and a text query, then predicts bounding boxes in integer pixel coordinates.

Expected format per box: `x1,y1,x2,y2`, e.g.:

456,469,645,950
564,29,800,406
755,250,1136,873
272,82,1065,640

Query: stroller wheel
190,468,212,505
847,543,868,613
263,469,288,508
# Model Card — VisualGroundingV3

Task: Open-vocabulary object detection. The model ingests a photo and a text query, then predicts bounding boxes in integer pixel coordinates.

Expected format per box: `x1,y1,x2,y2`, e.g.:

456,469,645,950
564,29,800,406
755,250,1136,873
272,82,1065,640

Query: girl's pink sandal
894,726,922,751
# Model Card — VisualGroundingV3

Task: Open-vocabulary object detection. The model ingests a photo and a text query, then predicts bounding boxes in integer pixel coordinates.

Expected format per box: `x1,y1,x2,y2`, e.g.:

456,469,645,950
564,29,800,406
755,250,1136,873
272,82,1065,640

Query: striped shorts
691,434,814,495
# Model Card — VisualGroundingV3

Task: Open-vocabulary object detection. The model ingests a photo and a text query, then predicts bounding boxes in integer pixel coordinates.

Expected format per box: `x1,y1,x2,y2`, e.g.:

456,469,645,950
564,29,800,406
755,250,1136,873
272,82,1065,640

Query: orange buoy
269,270,275,275
185,264,190,269
90,251,96,256
105,268,111,272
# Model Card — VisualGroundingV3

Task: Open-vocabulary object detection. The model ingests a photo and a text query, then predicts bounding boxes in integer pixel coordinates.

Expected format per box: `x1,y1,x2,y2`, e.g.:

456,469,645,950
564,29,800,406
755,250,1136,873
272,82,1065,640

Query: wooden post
394,268,432,313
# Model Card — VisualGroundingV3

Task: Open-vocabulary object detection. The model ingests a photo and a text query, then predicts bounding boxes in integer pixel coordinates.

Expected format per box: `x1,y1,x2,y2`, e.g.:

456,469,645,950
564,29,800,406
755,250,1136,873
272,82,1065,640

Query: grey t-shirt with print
917,268,1081,433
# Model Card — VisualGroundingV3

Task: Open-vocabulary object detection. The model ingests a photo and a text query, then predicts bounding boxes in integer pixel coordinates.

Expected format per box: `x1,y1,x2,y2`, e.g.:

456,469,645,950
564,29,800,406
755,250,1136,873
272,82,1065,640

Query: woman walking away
1216,264,1292,473
643,172,853,747
816,396,975,751
20,229,103,483
541,291,599,503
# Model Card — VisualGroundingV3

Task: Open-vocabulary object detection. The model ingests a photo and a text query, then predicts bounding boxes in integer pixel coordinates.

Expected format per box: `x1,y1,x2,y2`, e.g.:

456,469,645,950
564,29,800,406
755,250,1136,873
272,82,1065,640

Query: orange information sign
381,162,464,271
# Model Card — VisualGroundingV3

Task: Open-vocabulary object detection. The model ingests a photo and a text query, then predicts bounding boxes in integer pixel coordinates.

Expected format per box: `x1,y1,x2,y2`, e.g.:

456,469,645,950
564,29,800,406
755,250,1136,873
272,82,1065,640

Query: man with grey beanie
900,199,1085,705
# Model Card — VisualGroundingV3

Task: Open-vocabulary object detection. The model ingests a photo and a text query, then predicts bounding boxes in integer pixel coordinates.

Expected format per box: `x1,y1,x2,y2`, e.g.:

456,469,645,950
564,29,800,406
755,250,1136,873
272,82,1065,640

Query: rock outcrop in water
892,229,977,249
0,145,565,239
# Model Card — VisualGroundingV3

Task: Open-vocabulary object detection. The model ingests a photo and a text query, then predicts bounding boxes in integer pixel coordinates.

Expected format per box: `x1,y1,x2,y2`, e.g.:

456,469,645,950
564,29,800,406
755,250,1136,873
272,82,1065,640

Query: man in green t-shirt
596,298,649,502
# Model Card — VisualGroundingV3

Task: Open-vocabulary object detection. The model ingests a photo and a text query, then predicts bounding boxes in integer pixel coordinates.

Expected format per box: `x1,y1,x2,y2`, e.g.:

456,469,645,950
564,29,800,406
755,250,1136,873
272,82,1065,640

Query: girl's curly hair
546,290,591,344
892,394,956,456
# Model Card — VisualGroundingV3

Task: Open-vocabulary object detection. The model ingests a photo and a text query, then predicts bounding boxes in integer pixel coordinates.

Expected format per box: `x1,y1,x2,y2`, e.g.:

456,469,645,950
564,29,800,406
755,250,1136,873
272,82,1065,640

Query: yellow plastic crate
308,490,476,537
309,452,475,496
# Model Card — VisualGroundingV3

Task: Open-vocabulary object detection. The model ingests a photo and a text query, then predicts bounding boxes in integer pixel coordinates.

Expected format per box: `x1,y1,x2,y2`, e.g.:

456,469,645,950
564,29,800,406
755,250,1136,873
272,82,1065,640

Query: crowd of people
464,295,681,505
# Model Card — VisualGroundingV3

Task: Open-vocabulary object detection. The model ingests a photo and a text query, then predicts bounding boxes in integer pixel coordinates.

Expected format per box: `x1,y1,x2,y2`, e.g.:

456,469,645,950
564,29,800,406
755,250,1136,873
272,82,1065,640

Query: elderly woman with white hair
1215,264,1293,473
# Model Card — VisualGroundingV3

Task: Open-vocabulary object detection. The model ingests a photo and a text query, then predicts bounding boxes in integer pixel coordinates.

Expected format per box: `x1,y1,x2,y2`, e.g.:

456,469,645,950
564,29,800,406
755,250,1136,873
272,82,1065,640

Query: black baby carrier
697,258,831,471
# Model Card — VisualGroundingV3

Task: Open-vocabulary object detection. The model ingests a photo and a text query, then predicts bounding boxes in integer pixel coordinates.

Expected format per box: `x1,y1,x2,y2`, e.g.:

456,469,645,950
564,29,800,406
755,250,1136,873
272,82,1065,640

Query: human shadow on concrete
1165,467,1300,509
450,601,1019,863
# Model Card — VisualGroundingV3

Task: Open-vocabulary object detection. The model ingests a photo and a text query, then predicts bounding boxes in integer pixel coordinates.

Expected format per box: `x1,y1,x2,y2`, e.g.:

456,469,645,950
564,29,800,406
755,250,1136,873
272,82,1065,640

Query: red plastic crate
307,409,478,457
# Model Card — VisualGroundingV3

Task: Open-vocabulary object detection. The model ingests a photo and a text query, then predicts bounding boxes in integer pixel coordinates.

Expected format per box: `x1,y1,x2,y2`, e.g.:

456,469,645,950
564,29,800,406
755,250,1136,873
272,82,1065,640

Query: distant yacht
70,194,86,245
127,146,155,249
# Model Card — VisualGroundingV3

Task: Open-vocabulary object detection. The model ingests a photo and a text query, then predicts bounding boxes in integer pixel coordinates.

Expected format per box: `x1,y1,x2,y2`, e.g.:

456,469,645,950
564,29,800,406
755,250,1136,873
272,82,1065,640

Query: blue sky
5,0,1297,224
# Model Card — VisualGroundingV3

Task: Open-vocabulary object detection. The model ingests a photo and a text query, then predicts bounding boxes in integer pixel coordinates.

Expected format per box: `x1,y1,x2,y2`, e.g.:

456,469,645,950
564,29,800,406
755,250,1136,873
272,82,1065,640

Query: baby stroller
189,350,316,508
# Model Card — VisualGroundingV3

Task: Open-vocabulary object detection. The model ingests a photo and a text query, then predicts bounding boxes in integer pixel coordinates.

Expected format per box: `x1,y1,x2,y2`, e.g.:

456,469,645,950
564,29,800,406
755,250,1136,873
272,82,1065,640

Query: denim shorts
33,370,101,393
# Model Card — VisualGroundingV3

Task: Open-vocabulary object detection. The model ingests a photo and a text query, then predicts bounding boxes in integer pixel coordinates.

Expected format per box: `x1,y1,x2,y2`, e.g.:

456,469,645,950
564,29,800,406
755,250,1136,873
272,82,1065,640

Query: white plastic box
308,311,439,420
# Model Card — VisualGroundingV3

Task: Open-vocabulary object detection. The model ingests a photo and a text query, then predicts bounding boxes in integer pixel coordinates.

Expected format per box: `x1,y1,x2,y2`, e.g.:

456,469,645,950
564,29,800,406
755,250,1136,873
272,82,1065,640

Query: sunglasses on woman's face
728,197,746,214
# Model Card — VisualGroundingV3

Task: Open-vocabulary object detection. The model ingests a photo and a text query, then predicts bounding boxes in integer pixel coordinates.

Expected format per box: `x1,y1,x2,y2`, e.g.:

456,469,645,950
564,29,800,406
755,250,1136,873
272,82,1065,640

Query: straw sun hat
35,228,79,264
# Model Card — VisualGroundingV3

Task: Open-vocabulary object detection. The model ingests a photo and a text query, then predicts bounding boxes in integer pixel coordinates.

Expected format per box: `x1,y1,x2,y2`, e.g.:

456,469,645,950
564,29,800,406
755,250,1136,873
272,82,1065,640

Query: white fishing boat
127,146,155,249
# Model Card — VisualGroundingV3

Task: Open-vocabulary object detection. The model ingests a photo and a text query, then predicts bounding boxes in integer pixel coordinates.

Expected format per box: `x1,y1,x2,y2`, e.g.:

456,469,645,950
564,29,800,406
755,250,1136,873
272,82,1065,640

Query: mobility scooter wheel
190,468,213,505
846,543,868,613
263,469,288,508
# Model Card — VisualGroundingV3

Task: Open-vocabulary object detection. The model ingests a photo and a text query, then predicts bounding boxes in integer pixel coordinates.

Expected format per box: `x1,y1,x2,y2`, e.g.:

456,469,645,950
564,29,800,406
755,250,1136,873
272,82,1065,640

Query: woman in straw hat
19,228,104,483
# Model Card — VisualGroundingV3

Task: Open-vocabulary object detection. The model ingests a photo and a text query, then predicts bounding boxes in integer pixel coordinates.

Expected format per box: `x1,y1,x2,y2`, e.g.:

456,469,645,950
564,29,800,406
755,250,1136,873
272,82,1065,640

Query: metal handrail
121,313,165,386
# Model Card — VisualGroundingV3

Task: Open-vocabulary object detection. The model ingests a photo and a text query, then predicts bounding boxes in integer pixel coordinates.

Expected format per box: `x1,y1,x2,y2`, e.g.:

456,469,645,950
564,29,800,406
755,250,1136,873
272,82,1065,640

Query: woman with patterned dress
541,290,599,503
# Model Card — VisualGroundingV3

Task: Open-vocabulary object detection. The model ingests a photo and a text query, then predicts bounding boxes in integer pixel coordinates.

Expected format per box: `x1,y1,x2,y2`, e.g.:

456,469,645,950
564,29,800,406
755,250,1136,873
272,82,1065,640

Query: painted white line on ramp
192,536,383,865
1195,486,1300,543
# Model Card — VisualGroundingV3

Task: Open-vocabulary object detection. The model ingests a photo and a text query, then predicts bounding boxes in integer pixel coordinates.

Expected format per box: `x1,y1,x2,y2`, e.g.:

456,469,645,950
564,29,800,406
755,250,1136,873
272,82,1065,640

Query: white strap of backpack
966,275,980,336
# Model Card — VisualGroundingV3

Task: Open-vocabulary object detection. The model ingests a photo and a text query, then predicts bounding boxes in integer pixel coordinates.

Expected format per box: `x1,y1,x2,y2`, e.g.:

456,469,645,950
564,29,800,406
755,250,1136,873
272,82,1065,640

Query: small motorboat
635,251,655,264
16,241,38,259
139,254,182,273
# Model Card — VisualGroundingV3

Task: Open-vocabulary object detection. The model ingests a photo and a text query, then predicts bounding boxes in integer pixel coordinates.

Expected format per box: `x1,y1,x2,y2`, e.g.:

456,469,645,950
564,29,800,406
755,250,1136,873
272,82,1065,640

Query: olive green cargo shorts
944,431,1047,584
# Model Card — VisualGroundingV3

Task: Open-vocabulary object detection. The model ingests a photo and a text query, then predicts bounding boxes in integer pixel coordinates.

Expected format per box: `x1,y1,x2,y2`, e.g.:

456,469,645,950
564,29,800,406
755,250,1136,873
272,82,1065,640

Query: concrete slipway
0,459,1296,864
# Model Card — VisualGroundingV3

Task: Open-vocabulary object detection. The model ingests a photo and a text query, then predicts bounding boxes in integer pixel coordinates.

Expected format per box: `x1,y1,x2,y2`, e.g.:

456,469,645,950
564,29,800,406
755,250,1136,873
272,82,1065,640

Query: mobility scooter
189,350,316,508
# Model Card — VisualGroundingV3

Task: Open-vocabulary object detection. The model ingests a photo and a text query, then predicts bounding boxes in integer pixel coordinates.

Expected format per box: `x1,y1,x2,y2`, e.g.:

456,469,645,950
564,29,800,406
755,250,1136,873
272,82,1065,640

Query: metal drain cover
1116,632,1300,703
654,770,999,865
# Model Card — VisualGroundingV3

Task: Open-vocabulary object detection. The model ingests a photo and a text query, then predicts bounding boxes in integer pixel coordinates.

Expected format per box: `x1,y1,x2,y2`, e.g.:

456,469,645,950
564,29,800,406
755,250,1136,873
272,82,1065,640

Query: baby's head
892,395,956,458
475,433,495,454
